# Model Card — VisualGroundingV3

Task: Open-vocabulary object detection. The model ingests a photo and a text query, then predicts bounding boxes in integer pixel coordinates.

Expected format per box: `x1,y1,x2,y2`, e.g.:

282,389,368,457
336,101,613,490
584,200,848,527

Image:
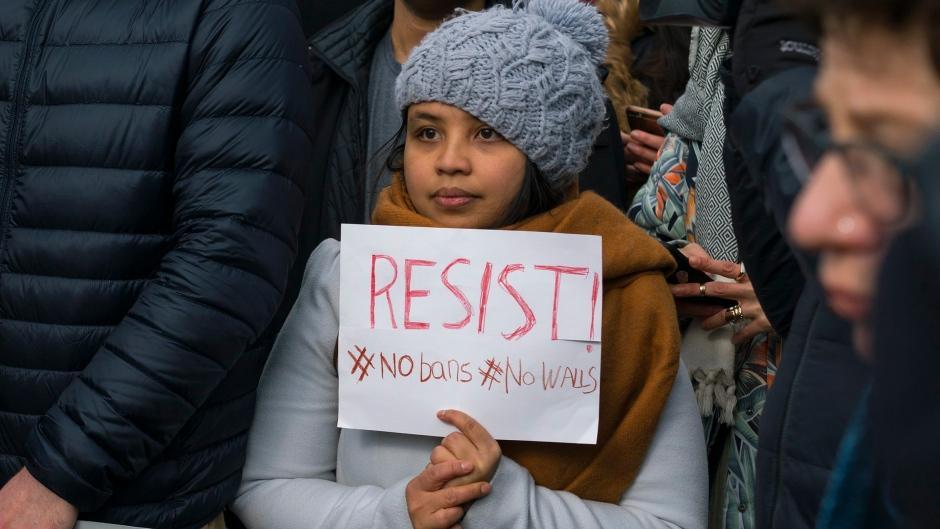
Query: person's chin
824,288,871,323
824,288,874,362
428,210,479,230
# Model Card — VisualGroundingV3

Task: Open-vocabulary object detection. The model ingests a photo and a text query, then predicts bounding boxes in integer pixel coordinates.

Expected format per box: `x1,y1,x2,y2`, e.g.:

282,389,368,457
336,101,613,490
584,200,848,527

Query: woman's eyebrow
411,112,443,123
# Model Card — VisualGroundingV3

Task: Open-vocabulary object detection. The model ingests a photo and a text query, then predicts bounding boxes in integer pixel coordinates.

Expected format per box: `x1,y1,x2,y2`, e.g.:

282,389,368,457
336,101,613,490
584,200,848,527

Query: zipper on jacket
1,0,50,267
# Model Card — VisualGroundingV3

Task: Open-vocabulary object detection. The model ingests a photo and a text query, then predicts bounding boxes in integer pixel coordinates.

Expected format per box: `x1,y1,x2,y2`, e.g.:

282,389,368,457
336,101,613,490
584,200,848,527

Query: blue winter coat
0,1,314,527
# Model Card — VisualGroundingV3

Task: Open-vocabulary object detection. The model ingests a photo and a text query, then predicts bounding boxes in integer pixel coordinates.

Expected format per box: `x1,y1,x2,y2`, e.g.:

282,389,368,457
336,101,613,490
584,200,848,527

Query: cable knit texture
395,0,609,189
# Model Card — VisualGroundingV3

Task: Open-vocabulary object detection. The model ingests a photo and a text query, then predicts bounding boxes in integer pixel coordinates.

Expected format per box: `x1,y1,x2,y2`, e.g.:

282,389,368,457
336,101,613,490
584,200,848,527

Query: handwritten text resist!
369,255,600,342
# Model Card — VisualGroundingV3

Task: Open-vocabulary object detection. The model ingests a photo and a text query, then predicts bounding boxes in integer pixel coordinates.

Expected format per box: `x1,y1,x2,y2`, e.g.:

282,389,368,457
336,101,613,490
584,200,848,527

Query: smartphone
666,246,737,308
626,105,665,136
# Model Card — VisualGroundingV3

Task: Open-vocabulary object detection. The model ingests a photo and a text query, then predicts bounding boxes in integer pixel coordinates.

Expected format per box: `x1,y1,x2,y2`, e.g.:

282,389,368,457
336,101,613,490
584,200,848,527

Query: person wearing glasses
787,8,936,359
786,0,940,526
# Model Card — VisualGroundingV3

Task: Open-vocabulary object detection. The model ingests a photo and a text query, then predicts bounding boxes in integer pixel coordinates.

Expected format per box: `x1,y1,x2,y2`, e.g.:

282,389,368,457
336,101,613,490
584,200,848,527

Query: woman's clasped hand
406,410,501,529
669,243,773,344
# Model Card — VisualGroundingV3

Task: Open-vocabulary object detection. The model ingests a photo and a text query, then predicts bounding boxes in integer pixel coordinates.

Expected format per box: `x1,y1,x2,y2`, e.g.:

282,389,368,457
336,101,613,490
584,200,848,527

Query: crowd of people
0,0,936,528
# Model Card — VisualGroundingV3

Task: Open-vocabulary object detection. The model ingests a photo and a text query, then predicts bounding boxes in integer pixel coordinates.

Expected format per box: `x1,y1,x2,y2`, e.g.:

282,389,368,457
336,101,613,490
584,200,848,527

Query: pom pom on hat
524,0,609,66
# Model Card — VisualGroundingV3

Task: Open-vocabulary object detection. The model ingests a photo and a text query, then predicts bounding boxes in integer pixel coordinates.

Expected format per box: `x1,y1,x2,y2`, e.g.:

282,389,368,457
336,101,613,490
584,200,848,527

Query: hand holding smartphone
665,245,737,308
626,105,665,136
623,105,667,176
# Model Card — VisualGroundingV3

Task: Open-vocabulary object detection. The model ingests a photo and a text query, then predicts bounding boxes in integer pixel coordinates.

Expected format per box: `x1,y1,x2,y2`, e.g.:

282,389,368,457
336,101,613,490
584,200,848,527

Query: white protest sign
338,224,602,444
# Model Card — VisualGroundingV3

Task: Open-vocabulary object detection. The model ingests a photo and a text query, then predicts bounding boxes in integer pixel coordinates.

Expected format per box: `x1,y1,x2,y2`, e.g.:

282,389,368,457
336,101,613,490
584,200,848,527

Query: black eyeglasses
782,102,919,228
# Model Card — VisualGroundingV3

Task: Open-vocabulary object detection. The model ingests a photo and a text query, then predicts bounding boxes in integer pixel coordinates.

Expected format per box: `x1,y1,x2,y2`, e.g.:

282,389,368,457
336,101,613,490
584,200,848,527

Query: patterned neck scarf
657,27,738,262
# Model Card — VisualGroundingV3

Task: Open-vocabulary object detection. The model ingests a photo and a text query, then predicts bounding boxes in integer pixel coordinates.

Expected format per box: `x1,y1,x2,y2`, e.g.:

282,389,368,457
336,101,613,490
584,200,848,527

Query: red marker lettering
498,264,536,340
404,259,436,330
590,272,600,340
441,258,472,329
370,255,398,329
477,262,494,333
534,265,589,340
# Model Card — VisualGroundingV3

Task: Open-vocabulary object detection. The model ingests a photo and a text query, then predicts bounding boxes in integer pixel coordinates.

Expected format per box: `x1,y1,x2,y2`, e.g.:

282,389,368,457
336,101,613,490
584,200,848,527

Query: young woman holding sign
233,1,706,528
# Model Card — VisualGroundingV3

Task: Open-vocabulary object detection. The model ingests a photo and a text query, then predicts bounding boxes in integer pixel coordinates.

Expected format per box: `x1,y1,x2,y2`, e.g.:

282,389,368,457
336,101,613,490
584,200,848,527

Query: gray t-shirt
365,30,403,221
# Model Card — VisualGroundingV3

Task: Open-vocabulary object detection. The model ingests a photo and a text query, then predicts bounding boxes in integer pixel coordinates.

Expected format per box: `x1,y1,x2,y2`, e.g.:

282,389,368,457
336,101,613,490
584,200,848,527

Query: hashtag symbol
348,345,375,382
478,357,503,391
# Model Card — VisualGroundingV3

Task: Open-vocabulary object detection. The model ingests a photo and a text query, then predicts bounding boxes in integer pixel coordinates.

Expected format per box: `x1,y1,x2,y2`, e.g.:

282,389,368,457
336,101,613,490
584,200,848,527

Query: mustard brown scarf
372,176,681,503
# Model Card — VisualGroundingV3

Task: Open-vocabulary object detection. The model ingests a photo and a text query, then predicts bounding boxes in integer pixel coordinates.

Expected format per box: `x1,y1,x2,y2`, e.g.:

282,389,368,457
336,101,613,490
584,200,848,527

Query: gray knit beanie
396,0,609,190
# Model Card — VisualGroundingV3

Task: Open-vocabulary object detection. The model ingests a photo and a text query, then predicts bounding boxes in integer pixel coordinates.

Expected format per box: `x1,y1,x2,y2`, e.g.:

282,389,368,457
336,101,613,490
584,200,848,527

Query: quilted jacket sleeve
23,0,314,511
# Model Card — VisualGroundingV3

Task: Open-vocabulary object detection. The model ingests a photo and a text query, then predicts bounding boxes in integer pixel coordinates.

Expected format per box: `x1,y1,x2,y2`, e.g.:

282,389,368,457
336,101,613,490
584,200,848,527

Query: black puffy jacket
299,0,369,36
723,4,871,523
723,0,819,338
869,142,940,529
0,1,313,527
725,64,869,529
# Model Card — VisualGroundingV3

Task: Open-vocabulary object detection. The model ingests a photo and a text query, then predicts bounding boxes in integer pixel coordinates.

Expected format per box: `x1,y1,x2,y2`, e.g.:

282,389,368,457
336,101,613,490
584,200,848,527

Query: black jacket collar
310,0,510,88
309,0,394,87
